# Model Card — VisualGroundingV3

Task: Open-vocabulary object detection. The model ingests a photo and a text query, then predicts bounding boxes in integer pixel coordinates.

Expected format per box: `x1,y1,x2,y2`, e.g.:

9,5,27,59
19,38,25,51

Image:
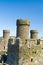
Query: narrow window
4,46,5,50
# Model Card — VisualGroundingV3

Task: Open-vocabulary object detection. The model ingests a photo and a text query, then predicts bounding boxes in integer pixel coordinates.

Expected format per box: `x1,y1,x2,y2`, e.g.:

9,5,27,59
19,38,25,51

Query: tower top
30,30,38,33
3,30,10,33
16,19,30,26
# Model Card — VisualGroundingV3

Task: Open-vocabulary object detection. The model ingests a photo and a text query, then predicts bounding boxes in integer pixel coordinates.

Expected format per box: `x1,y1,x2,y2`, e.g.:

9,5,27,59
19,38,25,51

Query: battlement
30,30,38,33
0,19,43,65
16,19,30,26
3,30,10,33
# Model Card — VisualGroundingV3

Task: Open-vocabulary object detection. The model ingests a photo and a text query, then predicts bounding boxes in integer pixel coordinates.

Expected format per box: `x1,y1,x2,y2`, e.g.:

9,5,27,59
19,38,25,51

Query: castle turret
16,19,30,42
30,30,38,39
3,30,10,40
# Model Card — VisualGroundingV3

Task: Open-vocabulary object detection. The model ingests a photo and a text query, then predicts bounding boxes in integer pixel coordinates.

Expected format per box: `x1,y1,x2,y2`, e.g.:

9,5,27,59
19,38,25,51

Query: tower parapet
30,30,38,39
16,19,30,42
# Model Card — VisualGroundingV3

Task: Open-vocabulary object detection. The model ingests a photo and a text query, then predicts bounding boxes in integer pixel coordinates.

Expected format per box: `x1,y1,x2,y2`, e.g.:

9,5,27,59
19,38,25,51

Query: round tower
16,19,30,42
3,30,10,40
30,30,38,39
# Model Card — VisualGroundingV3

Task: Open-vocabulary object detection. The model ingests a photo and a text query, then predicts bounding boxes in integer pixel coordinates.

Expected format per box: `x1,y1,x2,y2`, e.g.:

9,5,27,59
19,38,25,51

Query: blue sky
0,0,43,38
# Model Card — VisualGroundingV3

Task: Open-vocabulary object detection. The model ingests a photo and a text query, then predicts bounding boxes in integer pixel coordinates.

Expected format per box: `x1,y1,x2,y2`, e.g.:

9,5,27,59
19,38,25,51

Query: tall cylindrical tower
30,30,38,39
3,30,10,40
16,19,30,42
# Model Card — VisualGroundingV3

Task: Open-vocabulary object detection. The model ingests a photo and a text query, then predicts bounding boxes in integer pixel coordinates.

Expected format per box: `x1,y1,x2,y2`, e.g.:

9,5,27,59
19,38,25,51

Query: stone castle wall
0,19,42,54
0,19,43,65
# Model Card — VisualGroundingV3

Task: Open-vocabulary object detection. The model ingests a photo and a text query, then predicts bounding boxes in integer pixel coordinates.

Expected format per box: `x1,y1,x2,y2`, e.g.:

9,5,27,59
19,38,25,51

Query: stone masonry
0,19,43,65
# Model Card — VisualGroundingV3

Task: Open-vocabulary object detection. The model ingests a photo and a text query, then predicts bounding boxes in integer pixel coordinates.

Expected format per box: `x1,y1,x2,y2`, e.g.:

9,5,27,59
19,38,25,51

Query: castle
0,19,43,65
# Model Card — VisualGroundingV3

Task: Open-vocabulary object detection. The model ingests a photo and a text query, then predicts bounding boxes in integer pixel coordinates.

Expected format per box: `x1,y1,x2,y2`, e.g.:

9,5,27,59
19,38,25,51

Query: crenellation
0,19,43,65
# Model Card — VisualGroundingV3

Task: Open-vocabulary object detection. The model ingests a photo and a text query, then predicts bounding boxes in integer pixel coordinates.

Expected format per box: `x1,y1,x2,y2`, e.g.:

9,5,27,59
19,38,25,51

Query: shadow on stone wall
6,37,20,65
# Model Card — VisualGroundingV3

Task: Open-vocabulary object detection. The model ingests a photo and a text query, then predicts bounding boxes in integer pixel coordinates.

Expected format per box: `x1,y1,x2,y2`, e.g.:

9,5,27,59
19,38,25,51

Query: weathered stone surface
30,30,38,39
16,19,30,42
0,19,43,65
